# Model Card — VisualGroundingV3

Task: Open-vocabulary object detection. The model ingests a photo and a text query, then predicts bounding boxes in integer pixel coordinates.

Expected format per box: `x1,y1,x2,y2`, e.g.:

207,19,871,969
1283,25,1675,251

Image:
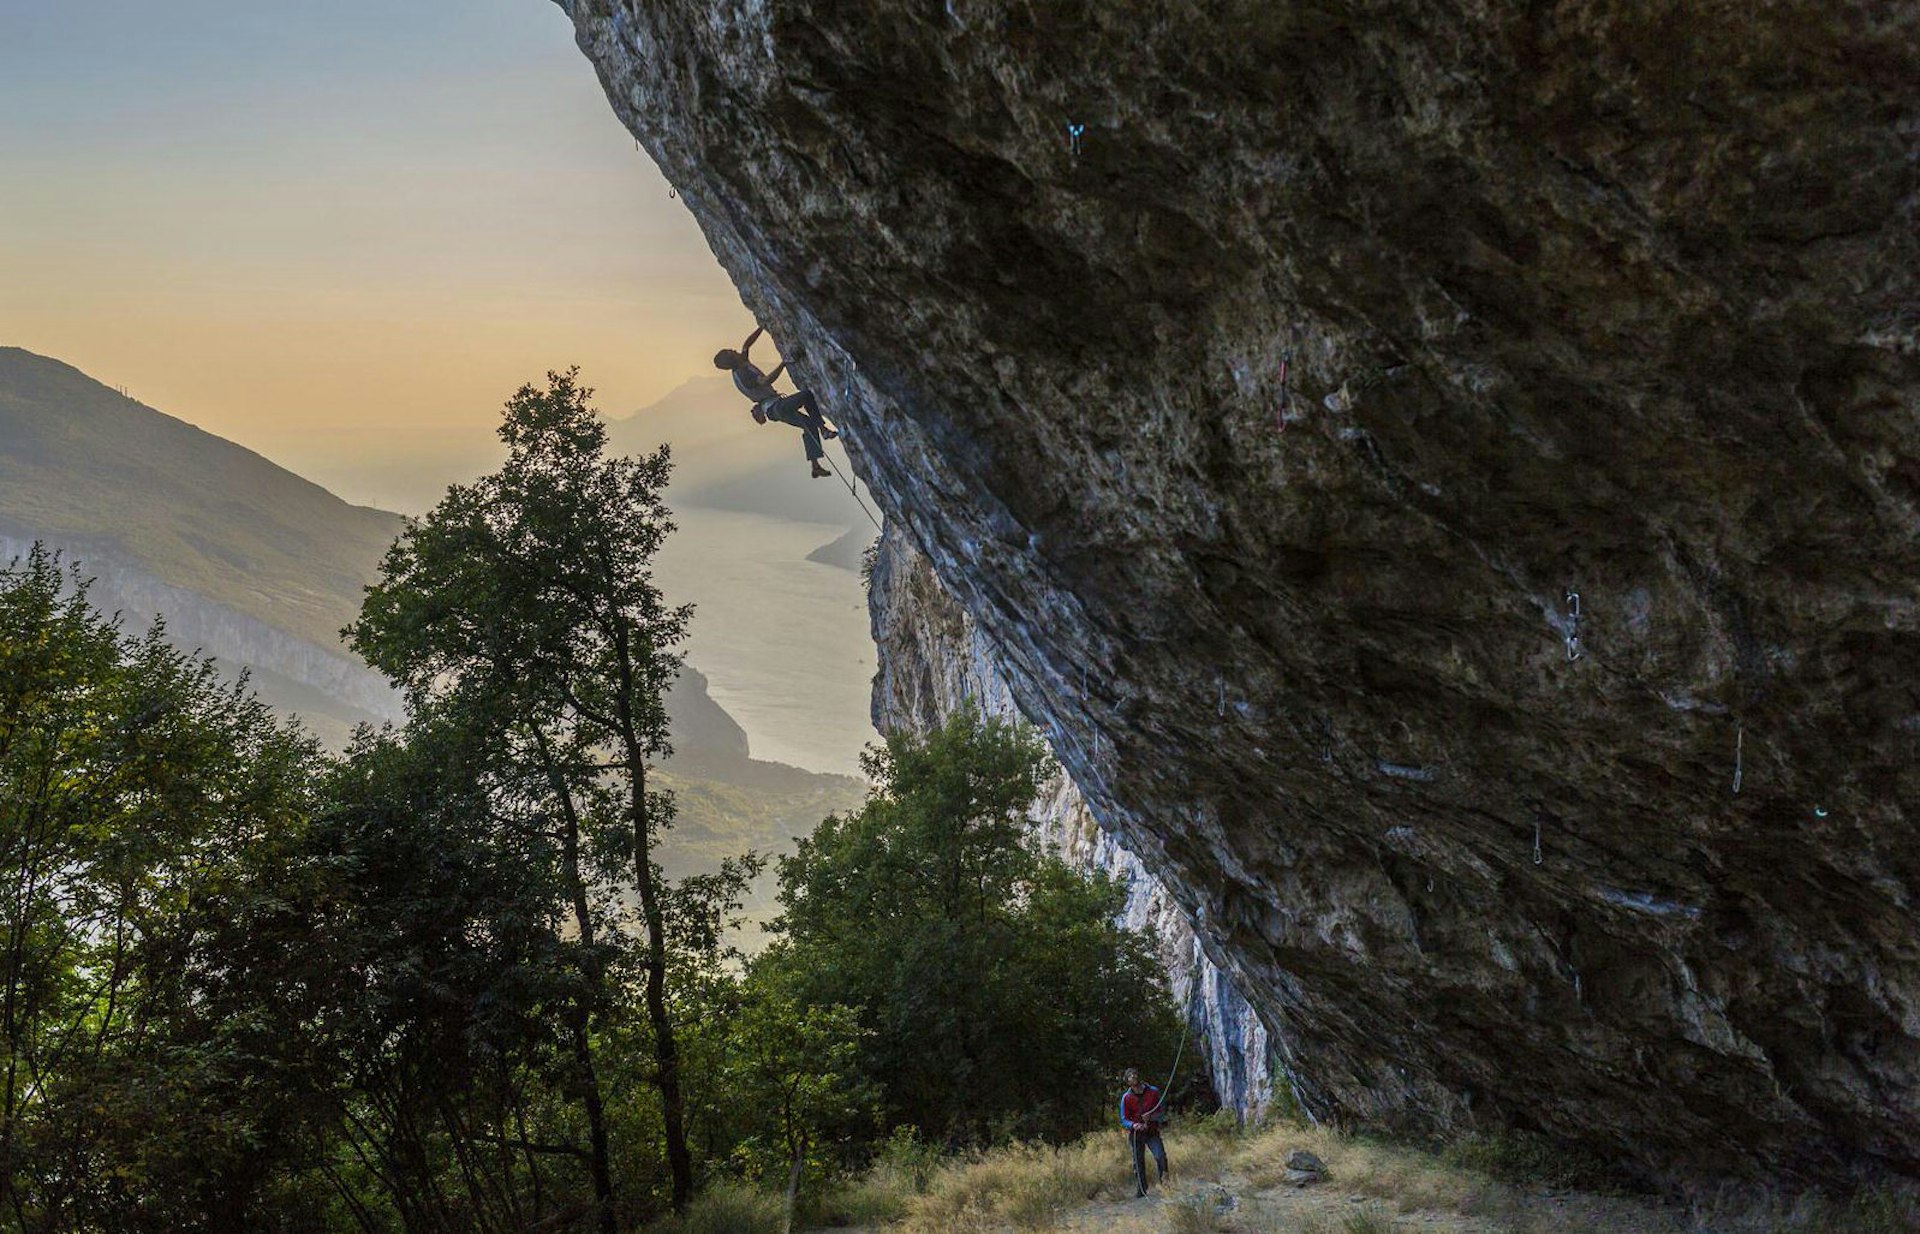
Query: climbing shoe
811,461,831,479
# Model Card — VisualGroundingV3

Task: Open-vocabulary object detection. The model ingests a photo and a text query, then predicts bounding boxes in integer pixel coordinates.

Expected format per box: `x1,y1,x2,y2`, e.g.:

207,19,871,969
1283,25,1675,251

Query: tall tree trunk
608,632,693,1212
568,1016,617,1234
626,752,692,1211
782,1148,804,1234
533,727,618,1234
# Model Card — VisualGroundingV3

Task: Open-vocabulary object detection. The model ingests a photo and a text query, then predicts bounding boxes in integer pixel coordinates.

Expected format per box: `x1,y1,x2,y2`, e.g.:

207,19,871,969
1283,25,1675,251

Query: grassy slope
0,347,404,649
772,1120,1920,1234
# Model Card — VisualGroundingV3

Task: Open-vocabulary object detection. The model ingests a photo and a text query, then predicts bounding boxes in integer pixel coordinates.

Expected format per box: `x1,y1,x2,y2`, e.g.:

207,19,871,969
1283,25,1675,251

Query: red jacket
1119,1084,1163,1131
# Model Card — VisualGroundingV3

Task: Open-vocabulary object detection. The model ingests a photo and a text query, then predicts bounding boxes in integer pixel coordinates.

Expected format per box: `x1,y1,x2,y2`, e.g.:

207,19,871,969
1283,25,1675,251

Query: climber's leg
765,392,830,476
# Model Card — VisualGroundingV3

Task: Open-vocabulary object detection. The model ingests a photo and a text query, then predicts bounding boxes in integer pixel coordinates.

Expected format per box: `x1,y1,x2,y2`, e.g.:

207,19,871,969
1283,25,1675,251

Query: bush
876,1126,943,1195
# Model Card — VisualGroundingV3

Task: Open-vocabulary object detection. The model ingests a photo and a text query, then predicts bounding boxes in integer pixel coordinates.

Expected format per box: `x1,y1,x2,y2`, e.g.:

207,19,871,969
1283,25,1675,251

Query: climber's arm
740,325,765,357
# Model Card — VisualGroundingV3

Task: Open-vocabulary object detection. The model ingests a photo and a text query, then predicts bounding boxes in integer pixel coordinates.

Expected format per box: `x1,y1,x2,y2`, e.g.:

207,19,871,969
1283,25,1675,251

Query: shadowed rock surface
555,0,1920,1180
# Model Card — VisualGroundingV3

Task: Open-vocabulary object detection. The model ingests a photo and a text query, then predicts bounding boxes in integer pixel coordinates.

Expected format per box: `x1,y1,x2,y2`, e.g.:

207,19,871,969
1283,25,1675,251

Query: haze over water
655,506,877,779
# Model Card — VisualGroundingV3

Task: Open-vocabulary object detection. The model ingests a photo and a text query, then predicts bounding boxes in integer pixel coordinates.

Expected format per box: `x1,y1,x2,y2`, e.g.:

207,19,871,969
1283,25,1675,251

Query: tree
348,368,703,1215
0,546,326,1231
734,984,871,1234
762,708,1182,1144
306,715,589,1234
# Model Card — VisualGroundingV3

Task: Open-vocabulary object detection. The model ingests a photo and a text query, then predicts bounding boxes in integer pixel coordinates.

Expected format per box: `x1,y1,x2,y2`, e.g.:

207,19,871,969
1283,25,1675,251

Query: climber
1118,1067,1169,1198
713,325,838,478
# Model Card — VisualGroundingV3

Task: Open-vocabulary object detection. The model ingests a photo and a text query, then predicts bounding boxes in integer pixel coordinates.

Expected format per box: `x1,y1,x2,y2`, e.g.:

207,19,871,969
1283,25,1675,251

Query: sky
0,0,754,512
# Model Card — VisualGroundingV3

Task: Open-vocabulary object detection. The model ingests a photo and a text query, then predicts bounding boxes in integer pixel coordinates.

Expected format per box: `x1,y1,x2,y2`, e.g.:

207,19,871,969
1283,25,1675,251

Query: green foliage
761,707,1181,1144
0,545,327,1231
347,368,724,1219
0,377,1197,1232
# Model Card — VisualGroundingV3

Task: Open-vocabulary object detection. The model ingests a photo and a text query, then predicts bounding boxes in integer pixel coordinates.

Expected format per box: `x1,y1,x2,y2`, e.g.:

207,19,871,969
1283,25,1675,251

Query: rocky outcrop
558,0,1920,1181
868,524,1271,1118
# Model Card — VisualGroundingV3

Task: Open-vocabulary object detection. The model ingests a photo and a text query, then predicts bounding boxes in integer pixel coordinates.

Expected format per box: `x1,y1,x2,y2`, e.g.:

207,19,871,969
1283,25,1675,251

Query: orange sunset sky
0,0,753,512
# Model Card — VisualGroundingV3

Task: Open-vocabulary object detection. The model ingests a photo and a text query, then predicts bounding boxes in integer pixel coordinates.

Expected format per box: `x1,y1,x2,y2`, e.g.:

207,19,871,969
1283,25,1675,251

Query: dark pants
1130,1128,1167,1195
763,390,827,462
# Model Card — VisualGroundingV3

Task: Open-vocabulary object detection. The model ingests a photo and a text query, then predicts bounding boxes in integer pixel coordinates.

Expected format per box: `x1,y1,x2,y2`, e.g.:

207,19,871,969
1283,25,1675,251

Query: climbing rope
822,439,882,532
1143,982,1199,1124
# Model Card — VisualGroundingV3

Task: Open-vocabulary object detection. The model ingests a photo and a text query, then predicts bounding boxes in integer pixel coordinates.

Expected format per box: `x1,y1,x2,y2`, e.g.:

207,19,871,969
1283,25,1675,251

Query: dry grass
803,1118,1920,1234
1229,1121,1496,1214
809,1173,914,1228
646,1181,784,1234
1680,1181,1920,1234
896,1137,1127,1233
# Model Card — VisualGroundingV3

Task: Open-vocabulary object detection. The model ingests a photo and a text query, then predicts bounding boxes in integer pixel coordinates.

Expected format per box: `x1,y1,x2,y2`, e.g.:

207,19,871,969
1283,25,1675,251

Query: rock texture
557,0,1920,1180
868,524,1272,1118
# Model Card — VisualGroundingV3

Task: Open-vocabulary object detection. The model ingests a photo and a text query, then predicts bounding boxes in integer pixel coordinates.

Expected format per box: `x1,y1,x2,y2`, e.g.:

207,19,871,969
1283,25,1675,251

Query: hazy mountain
806,525,875,573
0,347,404,745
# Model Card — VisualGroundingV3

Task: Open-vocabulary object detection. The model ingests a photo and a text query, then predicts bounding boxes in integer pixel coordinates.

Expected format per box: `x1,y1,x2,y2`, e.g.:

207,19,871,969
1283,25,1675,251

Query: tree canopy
759,708,1182,1144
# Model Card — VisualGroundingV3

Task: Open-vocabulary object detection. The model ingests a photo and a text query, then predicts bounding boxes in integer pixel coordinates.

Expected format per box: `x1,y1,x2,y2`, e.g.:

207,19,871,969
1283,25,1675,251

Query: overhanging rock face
556,0,1920,1179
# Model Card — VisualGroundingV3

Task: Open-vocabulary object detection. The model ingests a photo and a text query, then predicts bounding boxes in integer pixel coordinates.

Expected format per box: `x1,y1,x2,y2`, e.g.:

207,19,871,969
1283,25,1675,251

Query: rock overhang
555,0,1920,1182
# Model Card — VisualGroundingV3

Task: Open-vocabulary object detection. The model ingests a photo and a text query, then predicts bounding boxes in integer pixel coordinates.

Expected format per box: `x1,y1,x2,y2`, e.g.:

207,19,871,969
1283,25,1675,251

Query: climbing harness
822,439,883,533
1563,590,1583,662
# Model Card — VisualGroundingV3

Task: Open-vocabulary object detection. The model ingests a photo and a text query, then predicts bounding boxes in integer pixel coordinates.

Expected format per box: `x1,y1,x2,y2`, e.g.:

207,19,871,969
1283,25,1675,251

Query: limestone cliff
557,0,1920,1181
868,524,1271,1118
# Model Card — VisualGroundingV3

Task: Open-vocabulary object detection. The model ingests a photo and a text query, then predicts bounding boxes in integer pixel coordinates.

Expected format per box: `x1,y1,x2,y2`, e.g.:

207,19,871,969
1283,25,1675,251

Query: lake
653,503,878,777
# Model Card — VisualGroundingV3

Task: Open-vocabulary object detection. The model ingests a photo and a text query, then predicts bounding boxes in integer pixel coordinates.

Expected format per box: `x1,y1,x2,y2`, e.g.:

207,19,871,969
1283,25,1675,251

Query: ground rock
554,0,1920,1181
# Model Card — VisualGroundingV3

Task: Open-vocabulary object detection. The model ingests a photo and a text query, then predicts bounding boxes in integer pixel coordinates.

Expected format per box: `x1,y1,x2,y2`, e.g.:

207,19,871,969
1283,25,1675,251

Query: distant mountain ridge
0,348,405,650
0,347,405,743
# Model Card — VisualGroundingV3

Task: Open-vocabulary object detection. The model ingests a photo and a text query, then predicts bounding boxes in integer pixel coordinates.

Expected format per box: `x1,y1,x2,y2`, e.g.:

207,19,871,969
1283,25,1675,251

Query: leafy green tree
737,984,872,1234
348,368,704,1215
0,546,325,1231
305,715,592,1234
681,966,872,1234
762,708,1181,1145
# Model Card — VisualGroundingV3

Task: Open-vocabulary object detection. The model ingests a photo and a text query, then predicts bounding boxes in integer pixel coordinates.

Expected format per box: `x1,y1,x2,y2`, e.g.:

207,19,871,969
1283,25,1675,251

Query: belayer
1118,1067,1169,1198
714,325,837,478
